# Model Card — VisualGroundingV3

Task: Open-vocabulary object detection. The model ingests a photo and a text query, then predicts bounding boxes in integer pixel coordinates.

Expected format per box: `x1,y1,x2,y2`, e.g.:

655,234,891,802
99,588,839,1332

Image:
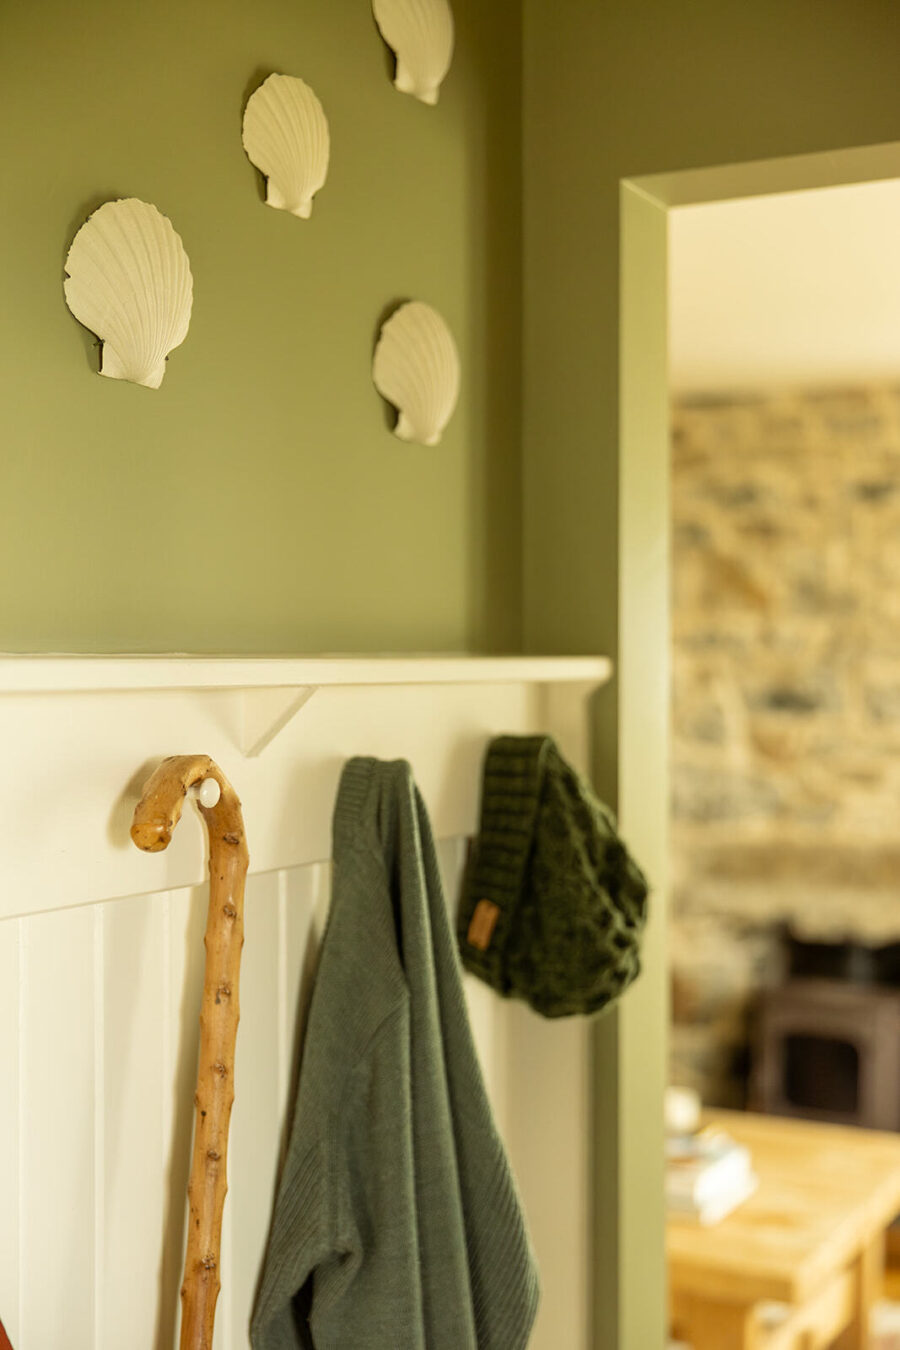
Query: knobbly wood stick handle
131,755,249,1350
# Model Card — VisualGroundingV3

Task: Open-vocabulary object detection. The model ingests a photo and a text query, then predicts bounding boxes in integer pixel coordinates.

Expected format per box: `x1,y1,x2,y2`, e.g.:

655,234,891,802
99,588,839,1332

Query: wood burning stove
751,932,900,1130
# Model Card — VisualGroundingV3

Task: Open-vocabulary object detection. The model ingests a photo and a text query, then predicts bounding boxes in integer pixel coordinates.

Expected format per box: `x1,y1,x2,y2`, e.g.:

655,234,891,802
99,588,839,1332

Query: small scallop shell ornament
373,301,460,446
372,0,455,105
242,74,330,219
64,198,193,390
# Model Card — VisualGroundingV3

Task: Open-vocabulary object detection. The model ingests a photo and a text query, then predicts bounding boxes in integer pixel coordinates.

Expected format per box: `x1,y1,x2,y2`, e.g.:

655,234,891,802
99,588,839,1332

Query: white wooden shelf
0,653,612,920
0,655,612,758
0,653,612,693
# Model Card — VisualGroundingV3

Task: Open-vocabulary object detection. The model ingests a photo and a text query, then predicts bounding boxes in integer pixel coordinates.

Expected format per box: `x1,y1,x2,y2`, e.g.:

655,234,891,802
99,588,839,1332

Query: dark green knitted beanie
458,735,649,1018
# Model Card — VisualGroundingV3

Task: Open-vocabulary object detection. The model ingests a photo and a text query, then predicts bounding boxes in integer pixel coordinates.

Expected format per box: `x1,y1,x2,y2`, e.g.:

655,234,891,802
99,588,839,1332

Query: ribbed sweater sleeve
251,1137,329,1349
412,785,540,1349
317,1006,426,1349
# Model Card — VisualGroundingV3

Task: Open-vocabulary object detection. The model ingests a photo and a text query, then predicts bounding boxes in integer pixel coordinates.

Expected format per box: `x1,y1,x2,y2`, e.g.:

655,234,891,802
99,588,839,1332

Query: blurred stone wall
671,385,900,1105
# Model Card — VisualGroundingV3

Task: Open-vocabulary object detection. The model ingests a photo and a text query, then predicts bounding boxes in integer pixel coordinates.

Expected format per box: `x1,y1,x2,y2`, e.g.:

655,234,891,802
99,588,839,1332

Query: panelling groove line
17,919,25,1341
17,920,27,1346
162,889,172,1221
93,907,105,1348
277,868,289,1136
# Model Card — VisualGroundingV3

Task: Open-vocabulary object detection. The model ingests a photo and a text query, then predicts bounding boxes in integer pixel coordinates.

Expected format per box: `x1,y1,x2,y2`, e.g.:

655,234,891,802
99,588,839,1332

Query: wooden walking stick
131,755,249,1350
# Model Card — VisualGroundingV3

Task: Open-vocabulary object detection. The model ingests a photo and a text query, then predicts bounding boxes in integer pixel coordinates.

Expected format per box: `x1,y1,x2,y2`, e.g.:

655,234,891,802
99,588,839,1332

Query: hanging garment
458,735,649,1018
251,758,539,1350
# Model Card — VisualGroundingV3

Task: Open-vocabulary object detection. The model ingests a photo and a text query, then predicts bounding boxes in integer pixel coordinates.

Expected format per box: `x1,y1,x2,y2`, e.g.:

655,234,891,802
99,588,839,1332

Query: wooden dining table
668,1110,900,1350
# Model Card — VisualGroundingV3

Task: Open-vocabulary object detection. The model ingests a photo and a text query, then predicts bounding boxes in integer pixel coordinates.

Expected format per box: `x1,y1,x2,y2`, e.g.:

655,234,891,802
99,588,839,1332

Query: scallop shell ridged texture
373,301,460,446
372,0,455,105
242,74,330,219
64,198,193,390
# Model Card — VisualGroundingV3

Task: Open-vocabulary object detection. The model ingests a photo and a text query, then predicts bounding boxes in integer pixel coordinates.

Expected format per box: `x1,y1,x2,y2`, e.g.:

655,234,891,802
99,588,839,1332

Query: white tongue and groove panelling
0,844,493,1350
0,659,609,1350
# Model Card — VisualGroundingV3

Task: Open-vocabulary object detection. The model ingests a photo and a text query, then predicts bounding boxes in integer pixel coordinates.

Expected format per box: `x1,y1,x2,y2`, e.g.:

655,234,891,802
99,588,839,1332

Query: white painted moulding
0,656,612,921
0,654,612,760
372,0,455,105
64,198,193,389
373,301,461,446
242,73,330,219
0,653,613,692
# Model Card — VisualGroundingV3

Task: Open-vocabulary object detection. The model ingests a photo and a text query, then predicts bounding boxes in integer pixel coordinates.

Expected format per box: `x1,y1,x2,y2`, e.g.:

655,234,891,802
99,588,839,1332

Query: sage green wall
522,4,900,1347
0,0,521,653
523,0,900,655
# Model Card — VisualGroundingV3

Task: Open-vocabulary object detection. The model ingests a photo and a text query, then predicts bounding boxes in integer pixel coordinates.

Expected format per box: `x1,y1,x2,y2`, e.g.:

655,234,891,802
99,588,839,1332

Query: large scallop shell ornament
373,301,460,446
372,0,455,105
242,74,330,219
64,198,193,390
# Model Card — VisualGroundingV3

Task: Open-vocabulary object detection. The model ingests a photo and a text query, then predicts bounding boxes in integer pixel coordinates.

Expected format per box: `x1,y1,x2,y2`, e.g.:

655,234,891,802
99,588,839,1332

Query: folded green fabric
458,735,649,1018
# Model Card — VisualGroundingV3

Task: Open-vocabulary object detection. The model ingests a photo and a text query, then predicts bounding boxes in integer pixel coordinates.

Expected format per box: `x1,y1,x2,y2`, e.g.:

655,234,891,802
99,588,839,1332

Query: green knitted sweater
250,758,539,1350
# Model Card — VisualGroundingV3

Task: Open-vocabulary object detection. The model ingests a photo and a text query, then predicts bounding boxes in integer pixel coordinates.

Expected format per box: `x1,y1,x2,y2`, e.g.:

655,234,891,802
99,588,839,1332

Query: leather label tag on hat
467,899,500,951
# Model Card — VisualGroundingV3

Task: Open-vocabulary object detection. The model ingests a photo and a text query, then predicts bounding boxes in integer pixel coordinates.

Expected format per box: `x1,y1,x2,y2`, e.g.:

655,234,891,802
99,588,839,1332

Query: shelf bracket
239,685,318,757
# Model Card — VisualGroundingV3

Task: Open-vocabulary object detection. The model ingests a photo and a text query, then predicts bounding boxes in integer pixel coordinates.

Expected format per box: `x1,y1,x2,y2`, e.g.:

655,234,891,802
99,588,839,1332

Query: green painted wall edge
613,141,900,1349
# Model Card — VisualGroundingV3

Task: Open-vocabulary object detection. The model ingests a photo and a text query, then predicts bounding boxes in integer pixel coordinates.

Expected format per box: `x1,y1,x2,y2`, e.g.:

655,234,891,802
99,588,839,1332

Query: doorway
622,154,900,1349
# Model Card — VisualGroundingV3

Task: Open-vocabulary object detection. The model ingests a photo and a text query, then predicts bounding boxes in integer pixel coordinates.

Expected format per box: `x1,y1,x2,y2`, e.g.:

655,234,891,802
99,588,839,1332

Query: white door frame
612,138,900,1349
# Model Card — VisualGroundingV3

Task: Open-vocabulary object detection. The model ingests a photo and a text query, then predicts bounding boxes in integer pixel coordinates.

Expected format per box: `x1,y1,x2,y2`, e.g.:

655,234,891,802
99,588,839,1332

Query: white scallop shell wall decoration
242,74,330,219
373,301,461,446
372,0,455,105
64,198,193,390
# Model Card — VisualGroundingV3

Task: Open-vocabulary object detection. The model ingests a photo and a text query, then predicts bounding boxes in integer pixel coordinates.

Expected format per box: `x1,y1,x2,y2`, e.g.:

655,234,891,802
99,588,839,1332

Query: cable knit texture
458,735,649,1018
251,757,539,1350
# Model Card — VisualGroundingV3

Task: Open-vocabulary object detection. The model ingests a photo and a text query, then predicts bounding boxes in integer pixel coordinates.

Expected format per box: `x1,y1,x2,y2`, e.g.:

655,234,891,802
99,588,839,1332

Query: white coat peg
192,776,221,808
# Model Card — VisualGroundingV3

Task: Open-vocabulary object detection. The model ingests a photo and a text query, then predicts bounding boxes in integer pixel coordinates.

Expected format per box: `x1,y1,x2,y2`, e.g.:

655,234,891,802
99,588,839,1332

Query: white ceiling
669,177,900,394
